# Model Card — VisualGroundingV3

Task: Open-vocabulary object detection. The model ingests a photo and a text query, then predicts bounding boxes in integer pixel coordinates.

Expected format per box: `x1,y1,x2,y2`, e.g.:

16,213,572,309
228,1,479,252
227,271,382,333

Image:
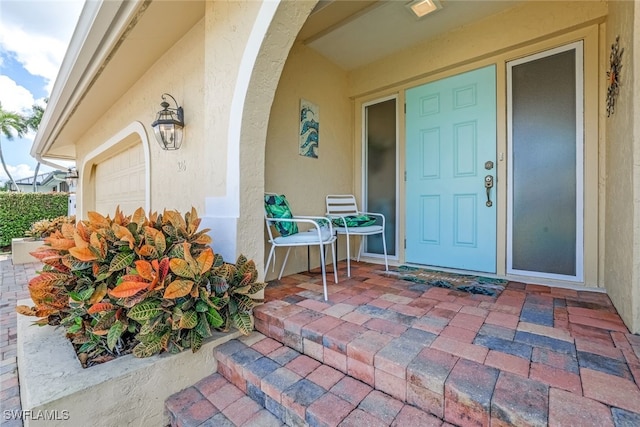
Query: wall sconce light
151,93,185,150
65,167,79,187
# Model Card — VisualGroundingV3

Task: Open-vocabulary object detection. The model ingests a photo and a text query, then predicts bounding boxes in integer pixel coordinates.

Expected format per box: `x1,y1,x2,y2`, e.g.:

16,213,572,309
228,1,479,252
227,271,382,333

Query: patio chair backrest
326,194,360,217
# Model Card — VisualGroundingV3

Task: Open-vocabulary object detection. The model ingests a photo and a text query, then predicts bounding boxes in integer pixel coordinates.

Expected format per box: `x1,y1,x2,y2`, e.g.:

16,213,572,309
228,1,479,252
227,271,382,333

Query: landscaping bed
17,303,240,427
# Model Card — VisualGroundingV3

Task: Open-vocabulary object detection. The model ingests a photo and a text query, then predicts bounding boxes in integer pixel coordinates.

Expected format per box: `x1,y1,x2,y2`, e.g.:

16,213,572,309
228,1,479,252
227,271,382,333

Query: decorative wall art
607,35,624,117
299,99,319,158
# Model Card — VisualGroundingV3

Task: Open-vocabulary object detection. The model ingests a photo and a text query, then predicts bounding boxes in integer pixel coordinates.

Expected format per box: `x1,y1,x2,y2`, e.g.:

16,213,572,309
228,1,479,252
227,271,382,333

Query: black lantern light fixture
65,167,79,187
151,93,184,150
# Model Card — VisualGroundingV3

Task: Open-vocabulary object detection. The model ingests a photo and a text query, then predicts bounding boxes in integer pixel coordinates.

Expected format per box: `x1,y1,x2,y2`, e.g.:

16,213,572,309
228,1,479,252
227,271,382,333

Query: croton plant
17,207,265,365
24,215,76,239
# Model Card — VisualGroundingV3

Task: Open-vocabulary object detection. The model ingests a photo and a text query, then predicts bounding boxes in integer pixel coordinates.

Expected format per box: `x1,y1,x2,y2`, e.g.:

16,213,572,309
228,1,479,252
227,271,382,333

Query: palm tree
0,102,27,192
26,101,46,192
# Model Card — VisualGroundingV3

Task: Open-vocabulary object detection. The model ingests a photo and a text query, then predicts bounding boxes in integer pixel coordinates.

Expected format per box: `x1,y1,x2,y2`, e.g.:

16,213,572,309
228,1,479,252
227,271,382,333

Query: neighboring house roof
31,0,204,167
11,171,68,192
13,170,66,186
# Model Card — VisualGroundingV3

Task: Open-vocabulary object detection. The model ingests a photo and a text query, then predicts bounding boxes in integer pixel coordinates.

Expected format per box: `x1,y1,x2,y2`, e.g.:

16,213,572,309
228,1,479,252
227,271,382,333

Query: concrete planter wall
11,238,46,264
17,299,240,427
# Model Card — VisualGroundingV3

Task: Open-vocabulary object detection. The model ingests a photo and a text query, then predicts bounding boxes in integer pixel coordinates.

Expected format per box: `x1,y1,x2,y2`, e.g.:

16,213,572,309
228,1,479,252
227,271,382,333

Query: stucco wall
632,1,640,334
72,0,316,271
237,1,317,277
73,0,279,266
199,0,263,263
605,0,639,333
200,0,317,267
264,42,352,279
76,19,206,218
202,0,261,200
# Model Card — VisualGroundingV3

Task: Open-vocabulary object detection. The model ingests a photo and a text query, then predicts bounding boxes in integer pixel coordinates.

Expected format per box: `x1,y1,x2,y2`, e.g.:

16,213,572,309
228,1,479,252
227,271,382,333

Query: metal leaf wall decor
607,36,624,117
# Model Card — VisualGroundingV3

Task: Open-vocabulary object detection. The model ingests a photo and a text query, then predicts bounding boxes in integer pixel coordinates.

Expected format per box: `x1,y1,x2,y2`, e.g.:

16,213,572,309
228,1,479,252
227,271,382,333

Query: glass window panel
511,50,576,275
365,99,396,256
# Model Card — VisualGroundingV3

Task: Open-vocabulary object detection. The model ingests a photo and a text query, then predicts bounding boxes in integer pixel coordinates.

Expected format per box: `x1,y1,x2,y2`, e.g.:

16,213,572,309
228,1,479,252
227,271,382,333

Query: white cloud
0,0,84,90
0,0,83,182
0,75,35,113
0,25,65,86
0,163,37,182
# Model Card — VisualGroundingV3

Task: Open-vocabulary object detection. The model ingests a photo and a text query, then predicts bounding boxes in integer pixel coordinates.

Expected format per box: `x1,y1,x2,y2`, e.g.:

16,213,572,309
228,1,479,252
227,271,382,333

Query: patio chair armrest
293,215,334,234
325,214,348,228
267,216,318,224
268,216,333,234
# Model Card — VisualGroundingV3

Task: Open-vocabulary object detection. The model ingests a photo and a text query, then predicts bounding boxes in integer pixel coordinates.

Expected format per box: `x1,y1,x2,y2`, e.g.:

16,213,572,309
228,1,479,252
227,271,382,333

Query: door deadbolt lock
484,161,494,170
484,175,493,207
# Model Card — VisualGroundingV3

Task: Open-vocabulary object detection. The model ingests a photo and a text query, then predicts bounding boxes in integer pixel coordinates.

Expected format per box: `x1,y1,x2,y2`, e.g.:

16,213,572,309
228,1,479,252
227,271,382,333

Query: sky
0,0,84,185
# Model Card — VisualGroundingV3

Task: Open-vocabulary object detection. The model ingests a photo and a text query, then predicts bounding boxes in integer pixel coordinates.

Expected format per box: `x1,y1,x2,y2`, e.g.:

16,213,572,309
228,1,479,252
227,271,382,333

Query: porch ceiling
299,0,522,70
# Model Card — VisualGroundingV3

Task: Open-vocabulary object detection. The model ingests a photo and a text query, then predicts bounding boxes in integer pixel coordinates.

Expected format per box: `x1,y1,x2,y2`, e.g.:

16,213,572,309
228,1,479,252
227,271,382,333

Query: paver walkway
4,256,640,426
0,255,37,427
169,262,640,426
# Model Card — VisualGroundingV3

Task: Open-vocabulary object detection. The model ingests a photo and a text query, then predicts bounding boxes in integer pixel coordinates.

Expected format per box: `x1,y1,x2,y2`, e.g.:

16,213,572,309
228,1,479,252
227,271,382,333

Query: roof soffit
34,0,205,159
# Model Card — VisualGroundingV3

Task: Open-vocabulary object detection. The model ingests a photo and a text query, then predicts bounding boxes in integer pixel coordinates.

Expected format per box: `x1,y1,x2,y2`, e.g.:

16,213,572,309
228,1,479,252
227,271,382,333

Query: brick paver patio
169,262,640,426
4,255,640,426
0,255,36,427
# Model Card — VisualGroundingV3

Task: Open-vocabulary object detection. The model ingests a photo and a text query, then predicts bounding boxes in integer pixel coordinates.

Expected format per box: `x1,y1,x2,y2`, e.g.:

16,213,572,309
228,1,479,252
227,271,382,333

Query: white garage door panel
95,144,145,216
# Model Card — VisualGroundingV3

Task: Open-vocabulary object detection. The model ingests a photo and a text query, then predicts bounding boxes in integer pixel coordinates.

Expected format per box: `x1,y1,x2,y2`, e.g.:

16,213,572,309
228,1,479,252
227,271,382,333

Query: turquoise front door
405,65,497,273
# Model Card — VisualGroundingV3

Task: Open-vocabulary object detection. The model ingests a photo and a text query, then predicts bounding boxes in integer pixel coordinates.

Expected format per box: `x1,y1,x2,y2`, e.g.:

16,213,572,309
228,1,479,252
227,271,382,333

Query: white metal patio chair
264,193,338,301
325,194,389,277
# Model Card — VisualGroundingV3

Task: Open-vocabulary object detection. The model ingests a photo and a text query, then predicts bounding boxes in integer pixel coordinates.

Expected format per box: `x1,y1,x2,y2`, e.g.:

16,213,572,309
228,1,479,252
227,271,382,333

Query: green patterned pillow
265,194,298,236
331,214,376,228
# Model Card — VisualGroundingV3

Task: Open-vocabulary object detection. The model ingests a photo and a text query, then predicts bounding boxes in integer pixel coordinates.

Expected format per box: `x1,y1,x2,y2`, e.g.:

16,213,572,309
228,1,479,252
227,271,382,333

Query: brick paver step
252,281,640,426
166,334,443,426
165,372,285,427
255,301,506,425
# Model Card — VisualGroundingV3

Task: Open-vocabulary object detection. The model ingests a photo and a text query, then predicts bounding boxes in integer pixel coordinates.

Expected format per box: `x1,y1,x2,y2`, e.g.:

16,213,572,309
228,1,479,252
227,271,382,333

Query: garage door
95,143,146,216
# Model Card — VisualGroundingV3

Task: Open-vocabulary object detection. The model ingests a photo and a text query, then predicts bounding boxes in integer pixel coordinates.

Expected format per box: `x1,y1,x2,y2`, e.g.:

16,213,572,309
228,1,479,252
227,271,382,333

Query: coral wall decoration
607,36,624,117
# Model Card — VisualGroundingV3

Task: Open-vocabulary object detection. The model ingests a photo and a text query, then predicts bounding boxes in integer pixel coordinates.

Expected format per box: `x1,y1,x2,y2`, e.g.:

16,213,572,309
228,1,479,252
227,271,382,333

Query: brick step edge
253,300,555,427
165,372,284,427
212,333,445,426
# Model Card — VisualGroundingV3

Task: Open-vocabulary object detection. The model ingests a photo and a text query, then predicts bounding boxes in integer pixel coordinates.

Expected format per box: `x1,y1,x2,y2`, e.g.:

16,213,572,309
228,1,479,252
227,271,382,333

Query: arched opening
80,121,151,217
233,1,318,274
238,0,605,287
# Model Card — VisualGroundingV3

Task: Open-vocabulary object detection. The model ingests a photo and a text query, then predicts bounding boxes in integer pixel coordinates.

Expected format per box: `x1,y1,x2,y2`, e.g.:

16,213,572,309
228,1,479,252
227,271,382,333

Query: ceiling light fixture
406,0,442,19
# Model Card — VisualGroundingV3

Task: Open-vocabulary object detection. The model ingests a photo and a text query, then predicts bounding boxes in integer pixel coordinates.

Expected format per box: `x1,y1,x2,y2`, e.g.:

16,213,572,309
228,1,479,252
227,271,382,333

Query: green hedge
0,192,69,247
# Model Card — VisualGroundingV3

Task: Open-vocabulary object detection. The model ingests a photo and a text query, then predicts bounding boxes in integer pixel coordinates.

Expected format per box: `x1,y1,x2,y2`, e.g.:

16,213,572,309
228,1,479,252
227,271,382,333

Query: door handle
484,175,494,207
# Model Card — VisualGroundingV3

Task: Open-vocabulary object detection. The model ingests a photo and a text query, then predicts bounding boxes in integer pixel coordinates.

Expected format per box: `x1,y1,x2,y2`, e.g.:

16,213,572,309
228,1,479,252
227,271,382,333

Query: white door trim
361,94,399,260
506,41,584,282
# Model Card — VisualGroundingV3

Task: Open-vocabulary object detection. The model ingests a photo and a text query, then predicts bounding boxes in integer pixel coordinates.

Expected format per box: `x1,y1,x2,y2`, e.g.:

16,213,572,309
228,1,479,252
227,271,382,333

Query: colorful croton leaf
17,206,266,364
